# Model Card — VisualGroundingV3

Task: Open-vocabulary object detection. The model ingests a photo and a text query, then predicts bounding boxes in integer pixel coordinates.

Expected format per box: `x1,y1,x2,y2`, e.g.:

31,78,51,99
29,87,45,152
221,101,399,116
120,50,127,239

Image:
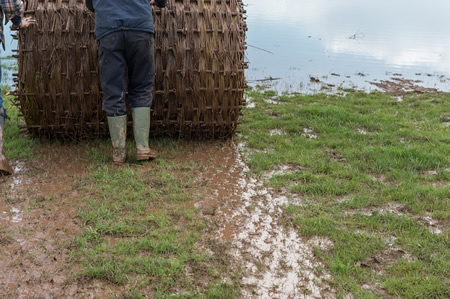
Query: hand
150,0,155,4
19,17,37,29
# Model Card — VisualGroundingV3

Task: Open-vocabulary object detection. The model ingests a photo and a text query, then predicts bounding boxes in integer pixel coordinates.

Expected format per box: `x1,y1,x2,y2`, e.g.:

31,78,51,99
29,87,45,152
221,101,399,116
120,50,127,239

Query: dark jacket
85,0,166,40
0,0,23,50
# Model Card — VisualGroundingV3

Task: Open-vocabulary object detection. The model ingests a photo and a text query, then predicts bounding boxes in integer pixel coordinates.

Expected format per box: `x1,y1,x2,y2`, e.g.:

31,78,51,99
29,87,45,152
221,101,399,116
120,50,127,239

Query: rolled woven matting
13,0,247,139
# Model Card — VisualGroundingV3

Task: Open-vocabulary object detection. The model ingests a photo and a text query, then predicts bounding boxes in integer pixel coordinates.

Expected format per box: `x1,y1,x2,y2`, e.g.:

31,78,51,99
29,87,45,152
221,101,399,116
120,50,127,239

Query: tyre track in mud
193,141,335,298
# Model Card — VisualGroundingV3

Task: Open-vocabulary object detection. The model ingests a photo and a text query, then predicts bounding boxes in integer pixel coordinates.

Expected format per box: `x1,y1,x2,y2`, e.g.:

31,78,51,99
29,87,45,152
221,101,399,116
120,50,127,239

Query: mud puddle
0,144,89,297
189,141,334,298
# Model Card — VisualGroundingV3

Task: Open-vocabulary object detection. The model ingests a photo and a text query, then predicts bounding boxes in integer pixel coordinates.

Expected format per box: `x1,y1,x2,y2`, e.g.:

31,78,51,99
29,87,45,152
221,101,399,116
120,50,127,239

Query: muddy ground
369,78,439,95
1,78,447,298
0,141,335,298
0,145,88,297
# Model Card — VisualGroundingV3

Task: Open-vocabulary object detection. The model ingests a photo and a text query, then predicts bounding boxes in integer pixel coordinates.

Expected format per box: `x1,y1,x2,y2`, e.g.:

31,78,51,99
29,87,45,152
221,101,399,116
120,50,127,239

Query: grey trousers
0,107,7,129
98,31,155,117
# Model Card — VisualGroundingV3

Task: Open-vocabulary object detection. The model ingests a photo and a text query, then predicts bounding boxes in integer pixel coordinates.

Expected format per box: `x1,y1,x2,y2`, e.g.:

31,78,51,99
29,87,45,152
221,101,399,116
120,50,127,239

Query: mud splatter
308,237,334,252
357,247,413,275
357,128,369,135
302,128,318,139
269,129,286,136
423,170,438,176
263,164,306,180
367,174,398,186
346,202,406,217
10,207,23,223
325,149,347,163
417,216,443,235
347,202,445,235
245,94,256,109
264,96,284,105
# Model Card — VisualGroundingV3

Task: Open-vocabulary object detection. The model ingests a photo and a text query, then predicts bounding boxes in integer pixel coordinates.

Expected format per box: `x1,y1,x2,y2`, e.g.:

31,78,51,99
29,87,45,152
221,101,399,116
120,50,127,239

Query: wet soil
358,247,413,275
189,142,335,298
1,141,337,298
0,144,152,297
370,78,439,95
346,202,447,236
0,145,89,297
4,139,446,298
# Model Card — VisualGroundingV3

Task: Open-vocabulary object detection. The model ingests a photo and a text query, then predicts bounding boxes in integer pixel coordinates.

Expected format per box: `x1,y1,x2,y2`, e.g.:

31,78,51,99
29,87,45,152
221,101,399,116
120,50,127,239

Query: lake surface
2,2,450,93
1,26,17,87
245,0,450,93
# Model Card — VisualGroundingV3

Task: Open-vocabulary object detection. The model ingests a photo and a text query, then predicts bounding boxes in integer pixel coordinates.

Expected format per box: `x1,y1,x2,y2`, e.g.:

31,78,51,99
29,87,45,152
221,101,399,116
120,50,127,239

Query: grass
69,141,240,297
2,92,240,298
3,83,449,297
2,93,35,160
239,87,449,298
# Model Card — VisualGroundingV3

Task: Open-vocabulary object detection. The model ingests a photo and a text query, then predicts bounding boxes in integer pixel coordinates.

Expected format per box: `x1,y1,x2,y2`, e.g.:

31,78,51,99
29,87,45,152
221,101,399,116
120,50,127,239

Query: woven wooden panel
13,0,247,139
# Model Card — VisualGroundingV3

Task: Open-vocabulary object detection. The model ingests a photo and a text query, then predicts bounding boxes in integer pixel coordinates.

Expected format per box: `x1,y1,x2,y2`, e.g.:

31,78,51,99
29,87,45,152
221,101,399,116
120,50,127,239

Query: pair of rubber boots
108,107,157,164
0,107,13,175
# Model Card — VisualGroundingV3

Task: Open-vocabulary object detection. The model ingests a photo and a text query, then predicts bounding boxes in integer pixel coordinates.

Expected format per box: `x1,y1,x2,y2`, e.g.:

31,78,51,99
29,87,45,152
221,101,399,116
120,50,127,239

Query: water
1,25,17,87
3,2,450,93
245,0,450,93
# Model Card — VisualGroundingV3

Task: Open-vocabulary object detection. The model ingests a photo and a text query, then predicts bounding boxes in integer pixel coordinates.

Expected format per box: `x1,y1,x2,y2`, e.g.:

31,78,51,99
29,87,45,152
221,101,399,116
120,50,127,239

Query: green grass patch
2,86,240,296
71,140,240,297
2,95,36,159
240,88,450,297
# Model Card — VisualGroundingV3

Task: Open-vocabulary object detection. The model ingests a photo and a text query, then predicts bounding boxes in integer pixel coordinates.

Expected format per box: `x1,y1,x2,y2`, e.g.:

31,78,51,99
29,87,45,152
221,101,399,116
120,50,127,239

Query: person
85,0,167,164
0,0,36,175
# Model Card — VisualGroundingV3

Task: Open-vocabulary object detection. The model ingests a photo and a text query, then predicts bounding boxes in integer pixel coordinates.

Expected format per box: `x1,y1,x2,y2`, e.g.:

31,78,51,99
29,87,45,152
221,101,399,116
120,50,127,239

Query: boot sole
0,160,13,175
136,154,157,161
136,150,157,161
113,159,127,165
113,150,127,165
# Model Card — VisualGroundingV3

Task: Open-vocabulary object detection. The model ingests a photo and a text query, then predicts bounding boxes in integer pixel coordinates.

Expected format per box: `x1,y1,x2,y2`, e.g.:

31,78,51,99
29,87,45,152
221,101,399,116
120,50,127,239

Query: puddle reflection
245,0,450,92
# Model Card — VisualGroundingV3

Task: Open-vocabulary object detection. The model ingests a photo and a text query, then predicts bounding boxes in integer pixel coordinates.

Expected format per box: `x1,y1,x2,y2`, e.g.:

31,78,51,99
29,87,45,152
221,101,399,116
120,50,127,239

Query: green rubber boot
107,115,127,164
132,108,157,161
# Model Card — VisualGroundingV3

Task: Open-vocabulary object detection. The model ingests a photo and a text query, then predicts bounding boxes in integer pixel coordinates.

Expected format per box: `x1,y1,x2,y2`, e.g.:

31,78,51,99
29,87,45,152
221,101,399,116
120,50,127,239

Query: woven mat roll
14,0,247,139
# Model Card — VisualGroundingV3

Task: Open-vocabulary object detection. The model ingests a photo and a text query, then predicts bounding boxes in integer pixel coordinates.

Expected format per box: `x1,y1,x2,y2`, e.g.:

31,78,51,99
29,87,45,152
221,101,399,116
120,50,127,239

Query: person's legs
125,31,156,160
125,31,155,109
99,31,128,117
0,106,13,175
99,32,128,164
0,62,13,175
